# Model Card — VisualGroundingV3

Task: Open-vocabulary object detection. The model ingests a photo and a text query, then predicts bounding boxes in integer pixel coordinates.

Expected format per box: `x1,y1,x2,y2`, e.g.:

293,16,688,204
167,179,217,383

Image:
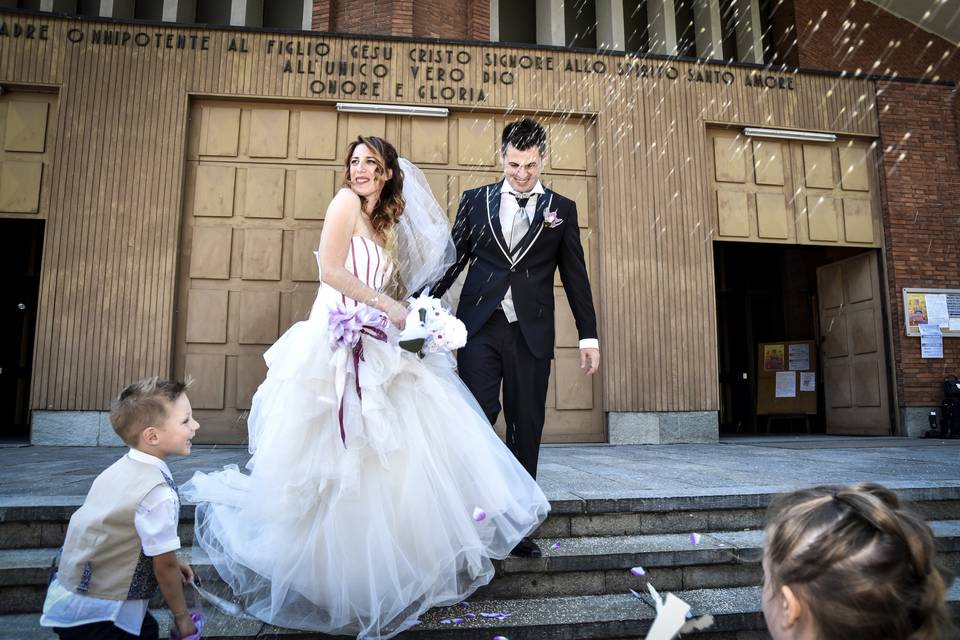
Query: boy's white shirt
40,449,181,634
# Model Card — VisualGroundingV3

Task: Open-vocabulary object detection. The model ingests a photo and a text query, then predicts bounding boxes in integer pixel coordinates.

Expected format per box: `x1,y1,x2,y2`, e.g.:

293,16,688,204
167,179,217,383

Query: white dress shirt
498,180,599,351
40,449,181,635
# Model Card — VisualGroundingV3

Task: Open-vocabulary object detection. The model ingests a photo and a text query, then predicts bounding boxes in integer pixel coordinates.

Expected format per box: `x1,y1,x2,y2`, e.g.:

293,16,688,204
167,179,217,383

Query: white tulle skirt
181,312,550,639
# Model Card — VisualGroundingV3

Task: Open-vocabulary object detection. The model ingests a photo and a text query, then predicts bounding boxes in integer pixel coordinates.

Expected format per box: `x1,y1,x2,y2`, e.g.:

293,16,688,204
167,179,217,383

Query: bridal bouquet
398,291,467,356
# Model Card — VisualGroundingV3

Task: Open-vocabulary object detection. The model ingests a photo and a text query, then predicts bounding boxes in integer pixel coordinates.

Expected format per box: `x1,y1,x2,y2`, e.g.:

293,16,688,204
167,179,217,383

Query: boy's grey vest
57,455,175,600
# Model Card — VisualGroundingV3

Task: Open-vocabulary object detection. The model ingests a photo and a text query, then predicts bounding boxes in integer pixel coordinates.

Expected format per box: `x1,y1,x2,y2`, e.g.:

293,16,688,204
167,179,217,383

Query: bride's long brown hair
342,136,405,238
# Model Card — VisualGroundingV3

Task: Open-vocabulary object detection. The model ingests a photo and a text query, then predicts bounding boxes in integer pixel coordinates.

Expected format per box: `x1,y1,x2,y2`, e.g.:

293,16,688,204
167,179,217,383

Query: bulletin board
902,288,960,337
756,340,818,416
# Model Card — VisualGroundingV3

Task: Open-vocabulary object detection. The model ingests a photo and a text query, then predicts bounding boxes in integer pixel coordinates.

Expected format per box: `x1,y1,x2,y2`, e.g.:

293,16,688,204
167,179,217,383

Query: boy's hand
178,561,194,584
173,612,198,637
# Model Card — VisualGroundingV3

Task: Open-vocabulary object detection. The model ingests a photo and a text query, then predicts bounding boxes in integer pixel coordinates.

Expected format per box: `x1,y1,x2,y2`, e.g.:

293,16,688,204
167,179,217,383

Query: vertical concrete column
647,0,677,55
596,0,625,51
162,0,196,22
230,0,263,27
489,0,499,40
536,0,565,46
734,0,764,63
99,0,134,17
300,0,312,30
693,0,723,59
39,0,78,11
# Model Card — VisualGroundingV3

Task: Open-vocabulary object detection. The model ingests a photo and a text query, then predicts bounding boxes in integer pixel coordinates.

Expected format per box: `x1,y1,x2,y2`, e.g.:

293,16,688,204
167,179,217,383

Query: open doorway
715,241,893,435
0,218,44,442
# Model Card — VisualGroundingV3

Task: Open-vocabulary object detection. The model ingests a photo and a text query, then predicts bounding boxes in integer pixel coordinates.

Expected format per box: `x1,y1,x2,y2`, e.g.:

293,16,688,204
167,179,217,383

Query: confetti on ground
472,507,486,522
630,566,646,576
690,532,702,545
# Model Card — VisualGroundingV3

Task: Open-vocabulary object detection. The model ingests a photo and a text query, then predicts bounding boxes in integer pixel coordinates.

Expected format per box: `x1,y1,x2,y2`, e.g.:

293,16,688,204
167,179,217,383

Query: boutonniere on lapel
542,210,564,229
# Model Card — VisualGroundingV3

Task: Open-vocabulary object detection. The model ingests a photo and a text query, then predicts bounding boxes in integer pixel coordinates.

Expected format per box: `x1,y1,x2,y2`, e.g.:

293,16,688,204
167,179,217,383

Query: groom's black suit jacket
433,180,598,360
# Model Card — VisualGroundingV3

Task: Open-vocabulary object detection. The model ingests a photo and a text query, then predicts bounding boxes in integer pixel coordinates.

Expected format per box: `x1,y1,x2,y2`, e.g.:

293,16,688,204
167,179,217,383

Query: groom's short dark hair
501,118,546,157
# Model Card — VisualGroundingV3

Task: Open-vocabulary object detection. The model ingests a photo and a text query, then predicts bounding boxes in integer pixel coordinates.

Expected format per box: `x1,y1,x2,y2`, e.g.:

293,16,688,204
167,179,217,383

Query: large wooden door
816,251,891,435
176,101,603,443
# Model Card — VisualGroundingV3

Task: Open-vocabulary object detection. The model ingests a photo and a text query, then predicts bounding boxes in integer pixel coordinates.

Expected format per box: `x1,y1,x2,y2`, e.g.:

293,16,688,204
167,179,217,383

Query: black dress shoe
510,536,542,558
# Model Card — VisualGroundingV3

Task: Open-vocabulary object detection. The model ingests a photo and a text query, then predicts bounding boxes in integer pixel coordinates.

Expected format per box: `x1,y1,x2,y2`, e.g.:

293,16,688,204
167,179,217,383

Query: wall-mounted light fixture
336,102,449,118
743,127,837,143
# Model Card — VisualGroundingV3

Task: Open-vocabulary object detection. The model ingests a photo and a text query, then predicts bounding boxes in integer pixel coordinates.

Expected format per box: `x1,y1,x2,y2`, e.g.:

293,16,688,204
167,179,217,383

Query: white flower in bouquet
399,291,466,356
427,313,467,353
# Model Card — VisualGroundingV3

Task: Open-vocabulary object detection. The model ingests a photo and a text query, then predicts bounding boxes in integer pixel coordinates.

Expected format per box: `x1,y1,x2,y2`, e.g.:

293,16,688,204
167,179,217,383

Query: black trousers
458,311,551,479
54,612,159,640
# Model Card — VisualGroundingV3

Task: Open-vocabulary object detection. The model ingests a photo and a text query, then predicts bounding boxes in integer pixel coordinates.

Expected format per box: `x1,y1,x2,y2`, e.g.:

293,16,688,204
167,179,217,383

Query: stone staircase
3,488,960,639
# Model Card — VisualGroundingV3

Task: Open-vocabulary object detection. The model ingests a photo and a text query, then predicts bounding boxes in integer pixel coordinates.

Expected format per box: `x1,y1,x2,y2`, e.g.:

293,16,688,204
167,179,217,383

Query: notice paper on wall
800,372,816,392
775,371,797,398
788,344,810,371
925,294,951,328
919,323,944,359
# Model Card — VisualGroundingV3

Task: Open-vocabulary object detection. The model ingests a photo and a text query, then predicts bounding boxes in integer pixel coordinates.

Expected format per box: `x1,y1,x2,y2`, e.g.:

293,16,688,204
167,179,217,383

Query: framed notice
757,340,817,416
903,288,960,337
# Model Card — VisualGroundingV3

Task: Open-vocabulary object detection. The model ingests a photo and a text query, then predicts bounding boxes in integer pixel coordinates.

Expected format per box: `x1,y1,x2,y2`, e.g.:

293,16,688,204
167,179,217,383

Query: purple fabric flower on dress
542,209,563,229
328,302,386,351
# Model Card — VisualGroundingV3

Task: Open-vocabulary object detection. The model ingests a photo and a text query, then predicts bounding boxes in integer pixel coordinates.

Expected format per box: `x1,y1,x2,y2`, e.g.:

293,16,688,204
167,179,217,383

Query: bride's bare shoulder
325,187,362,219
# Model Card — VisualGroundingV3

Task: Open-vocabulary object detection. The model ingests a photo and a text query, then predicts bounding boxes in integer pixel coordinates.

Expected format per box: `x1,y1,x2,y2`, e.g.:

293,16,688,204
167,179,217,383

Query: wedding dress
182,224,549,637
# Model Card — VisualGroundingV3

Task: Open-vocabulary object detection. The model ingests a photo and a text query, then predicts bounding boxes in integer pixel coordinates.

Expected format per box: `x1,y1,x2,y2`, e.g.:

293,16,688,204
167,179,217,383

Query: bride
181,136,550,639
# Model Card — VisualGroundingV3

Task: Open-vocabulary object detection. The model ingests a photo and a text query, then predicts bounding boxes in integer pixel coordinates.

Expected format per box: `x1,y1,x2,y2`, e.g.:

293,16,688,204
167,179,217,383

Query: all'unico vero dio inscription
5,20,800,102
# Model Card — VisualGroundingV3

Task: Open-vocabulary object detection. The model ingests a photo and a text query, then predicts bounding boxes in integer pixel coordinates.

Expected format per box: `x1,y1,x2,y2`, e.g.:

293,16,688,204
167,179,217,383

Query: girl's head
762,483,953,640
343,136,405,236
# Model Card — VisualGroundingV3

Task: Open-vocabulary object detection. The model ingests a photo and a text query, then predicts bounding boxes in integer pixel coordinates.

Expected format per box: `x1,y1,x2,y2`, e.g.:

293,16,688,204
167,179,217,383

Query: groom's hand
580,348,600,375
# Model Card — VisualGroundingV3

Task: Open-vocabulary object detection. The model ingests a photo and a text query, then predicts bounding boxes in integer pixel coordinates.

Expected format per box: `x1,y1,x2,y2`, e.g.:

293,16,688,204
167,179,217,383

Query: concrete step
3,486,960,550
5,521,960,616
0,587,772,639
6,581,960,640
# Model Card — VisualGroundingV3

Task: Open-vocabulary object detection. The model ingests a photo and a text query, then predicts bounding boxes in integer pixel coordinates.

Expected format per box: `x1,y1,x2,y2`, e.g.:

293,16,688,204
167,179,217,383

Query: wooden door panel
817,251,890,434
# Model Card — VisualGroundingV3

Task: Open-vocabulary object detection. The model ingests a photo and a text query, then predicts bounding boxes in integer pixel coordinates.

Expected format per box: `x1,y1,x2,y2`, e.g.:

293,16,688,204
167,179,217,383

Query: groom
433,118,600,557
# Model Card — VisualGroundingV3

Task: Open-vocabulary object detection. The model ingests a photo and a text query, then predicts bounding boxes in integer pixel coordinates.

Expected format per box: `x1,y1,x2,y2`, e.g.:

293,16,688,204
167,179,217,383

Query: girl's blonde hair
765,483,954,640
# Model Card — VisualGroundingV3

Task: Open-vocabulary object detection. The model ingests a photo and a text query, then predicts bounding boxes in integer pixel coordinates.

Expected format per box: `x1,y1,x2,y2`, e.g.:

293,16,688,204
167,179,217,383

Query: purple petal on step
629,588,644,600
496,613,512,620
451,618,464,624
690,532,702,545
480,612,502,618
630,566,646,576
465,613,477,619
550,542,561,549
472,507,486,522
440,619,452,624
493,637,510,640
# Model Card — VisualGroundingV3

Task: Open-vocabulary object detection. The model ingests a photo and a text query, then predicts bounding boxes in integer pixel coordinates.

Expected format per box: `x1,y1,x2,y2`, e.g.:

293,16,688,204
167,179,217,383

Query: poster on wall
775,371,797,398
919,324,944,359
763,345,785,371
902,288,960,337
788,344,810,370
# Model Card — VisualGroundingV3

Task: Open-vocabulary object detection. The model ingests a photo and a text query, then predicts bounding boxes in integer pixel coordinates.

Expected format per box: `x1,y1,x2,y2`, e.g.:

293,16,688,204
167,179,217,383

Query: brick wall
313,0,489,39
789,0,960,83
777,0,960,407
877,82,960,405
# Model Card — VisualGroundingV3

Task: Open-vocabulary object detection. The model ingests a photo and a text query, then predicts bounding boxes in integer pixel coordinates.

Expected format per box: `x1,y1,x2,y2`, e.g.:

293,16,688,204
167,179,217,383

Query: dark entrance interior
1,218,44,442
714,241,872,435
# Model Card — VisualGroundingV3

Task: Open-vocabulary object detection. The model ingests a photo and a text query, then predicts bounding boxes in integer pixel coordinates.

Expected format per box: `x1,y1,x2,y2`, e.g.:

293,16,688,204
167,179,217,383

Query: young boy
40,377,200,640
